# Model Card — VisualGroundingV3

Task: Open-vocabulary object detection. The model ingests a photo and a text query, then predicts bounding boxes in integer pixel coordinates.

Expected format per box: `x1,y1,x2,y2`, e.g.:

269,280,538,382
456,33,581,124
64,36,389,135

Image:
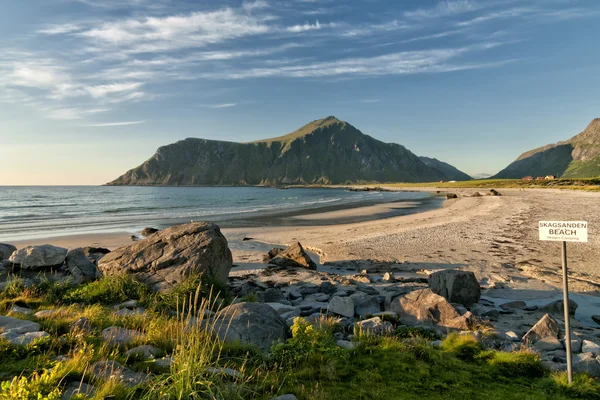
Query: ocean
0,186,440,241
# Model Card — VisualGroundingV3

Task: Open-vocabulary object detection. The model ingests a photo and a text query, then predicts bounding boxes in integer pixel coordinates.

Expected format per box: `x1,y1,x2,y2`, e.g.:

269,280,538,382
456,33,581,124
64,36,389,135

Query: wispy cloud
208,103,237,108
82,120,146,127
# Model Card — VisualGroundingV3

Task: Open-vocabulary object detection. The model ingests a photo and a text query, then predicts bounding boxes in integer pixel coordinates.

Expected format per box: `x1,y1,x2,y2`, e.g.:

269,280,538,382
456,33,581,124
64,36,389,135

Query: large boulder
428,270,481,307
216,302,287,351
523,314,560,345
390,289,472,330
0,316,49,346
98,222,232,291
66,248,100,283
9,245,68,269
538,299,578,316
268,242,317,270
0,244,16,261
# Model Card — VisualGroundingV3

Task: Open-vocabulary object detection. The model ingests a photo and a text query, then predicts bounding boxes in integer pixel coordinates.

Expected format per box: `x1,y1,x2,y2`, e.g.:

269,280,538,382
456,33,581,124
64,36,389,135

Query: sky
1,0,599,185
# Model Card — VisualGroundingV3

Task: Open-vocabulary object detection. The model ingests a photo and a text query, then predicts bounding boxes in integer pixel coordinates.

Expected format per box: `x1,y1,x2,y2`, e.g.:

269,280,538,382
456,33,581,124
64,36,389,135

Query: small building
545,175,556,180
522,176,533,181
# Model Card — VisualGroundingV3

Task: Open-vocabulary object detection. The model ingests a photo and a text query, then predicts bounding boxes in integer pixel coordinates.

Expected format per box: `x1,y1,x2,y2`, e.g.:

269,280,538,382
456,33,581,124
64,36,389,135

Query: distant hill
108,116,467,186
418,157,472,181
494,118,600,179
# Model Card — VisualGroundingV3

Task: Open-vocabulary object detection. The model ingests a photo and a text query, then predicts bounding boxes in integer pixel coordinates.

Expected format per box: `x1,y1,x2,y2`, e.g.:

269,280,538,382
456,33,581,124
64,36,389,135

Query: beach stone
270,395,298,400
500,301,527,311
356,317,393,336
141,227,159,236
263,247,284,263
390,289,472,330
269,242,317,270
505,331,521,342
299,283,319,296
319,281,337,294
328,296,355,318
101,327,143,345
523,314,559,344
446,193,458,199
267,303,300,317
489,189,502,196
90,360,149,386
9,245,67,269
216,302,287,351
0,316,41,335
382,272,395,282
582,340,600,356
573,353,600,377
469,303,499,320
62,382,96,400
336,340,355,350
1,331,49,346
126,345,161,359
66,248,100,283
83,247,111,265
429,270,481,307
538,299,578,316
98,222,232,292
9,305,33,315
534,337,563,352
263,288,287,303
350,292,380,317
0,244,17,261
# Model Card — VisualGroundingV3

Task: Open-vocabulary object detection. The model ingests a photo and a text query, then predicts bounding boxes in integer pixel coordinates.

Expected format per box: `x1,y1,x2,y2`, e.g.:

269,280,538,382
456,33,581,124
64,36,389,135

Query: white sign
539,221,588,242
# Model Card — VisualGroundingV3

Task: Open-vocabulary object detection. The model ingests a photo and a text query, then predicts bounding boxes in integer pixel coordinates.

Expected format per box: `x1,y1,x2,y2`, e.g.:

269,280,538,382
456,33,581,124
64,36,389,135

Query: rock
489,189,502,196
523,314,559,344
336,340,355,350
356,317,393,336
101,327,143,345
263,248,284,263
0,316,41,334
469,303,499,320
500,301,527,310
269,242,317,270
154,356,173,369
69,317,93,334
83,247,111,265
9,245,68,269
126,345,161,359
505,331,521,342
298,283,319,296
428,270,481,307
116,300,140,309
98,222,232,292
350,292,380,317
538,299,578,316
267,303,301,317
216,302,287,351
328,296,355,318
115,308,147,317
141,227,159,236
90,360,149,386
1,331,49,346
446,193,458,199
572,353,600,377
582,340,600,356
62,382,96,400
431,340,443,348
390,289,472,330
270,395,298,400
534,337,563,352
592,315,600,326
382,272,395,282
0,243,17,261
472,192,482,197
263,288,287,303
9,305,33,315
206,367,241,379
65,248,100,283
319,281,337,294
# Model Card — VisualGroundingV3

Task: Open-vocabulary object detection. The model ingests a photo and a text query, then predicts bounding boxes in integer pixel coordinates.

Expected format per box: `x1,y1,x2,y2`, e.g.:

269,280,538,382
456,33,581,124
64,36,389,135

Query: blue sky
1,0,599,185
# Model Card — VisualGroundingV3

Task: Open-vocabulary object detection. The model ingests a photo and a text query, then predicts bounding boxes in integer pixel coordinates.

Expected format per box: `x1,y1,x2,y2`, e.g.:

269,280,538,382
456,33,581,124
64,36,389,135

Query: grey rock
582,340,600,356
267,303,300,316
98,222,232,292
336,340,355,350
35,309,59,319
126,345,161,359
263,248,284,263
299,284,319,296
116,300,140,309
319,281,337,294
0,243,17,261
428,269,481,307
66,248,100,283
0,331,49,346
101,326,143,345
573,353,600,377
469,303,499,320
141,227,159,237
523,314,559,345
269,242,316,270
154,356,173,369
9,245,67,269
9,305,33,315
356,317,393,336
505,331,521,342
206,367,241,379
62,382,96,400
328,296,355,318
431,340,443,348
539,299,578,316
69,317,93,334
390,289,472,330
0,315,41,334
534,337,563,352
592,315,600,326
500,301,527,310
216,302,287,351
350,292,380,317
90,360,149,386
280,310,301,320
270,395,298,400
114,308,146,317
263,288,287,303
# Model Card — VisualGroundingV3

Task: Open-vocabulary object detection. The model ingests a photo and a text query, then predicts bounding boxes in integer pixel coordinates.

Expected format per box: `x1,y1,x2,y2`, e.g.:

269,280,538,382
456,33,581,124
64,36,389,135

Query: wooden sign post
539,221,588,384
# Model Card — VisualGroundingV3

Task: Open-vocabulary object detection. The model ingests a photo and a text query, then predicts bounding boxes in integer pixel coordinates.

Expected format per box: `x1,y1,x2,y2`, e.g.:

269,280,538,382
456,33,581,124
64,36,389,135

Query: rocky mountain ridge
108,116,470,186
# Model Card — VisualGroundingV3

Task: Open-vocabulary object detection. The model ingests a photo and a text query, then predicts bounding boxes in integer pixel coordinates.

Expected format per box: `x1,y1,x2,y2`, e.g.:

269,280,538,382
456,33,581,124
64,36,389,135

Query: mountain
418,157,472,181
108,116,466,186
494,119,600,179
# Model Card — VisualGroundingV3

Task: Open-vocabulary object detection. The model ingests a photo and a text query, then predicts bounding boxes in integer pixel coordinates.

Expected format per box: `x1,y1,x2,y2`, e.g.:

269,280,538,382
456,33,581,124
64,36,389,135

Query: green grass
2,279,600,400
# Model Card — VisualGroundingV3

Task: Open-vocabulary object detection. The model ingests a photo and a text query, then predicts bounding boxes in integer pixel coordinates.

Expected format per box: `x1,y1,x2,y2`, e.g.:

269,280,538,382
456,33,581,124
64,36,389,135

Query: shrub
440,333,482,361
63,276,152,305
545,372,600,399
487,350,546,379
0,366,62,400
394,326,437,341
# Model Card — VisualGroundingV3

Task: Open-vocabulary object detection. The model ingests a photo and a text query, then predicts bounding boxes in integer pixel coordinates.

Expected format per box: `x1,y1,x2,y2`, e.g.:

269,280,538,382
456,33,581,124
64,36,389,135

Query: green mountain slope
419,157,472,181
493,118,600,179
108,116,461,186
